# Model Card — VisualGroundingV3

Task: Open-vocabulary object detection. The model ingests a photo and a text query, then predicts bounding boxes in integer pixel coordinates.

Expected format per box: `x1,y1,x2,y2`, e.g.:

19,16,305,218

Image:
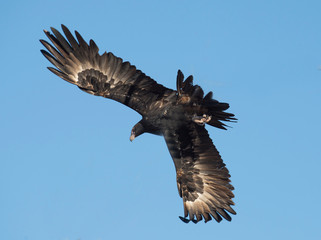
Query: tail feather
176,70,237,130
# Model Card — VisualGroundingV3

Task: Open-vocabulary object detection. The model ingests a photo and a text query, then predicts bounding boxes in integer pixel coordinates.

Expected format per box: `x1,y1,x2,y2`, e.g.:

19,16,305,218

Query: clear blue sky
1,0,321,239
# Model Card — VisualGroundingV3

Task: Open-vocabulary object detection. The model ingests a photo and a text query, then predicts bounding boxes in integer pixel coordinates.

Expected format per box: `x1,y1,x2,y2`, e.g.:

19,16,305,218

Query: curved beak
130,134,135,142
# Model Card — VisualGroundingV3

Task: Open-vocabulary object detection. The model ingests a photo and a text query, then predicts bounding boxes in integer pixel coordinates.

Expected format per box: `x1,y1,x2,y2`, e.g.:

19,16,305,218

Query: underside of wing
40,25,173,115
164,123,236,223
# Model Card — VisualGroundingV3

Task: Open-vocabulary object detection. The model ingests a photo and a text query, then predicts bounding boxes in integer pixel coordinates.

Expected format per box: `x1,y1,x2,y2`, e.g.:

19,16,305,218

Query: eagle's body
40,25,237,223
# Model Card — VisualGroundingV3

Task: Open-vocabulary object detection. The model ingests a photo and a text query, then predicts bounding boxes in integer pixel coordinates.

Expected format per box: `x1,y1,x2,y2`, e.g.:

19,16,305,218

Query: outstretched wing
40,25,173,115
163,123,236,223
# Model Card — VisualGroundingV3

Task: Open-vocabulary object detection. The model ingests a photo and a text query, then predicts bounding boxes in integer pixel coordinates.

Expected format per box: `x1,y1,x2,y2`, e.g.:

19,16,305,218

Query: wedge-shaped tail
176,70,237,129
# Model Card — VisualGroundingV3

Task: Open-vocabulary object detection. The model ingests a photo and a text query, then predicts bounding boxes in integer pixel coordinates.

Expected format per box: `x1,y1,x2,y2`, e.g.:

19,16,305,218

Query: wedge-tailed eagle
40,25,237,223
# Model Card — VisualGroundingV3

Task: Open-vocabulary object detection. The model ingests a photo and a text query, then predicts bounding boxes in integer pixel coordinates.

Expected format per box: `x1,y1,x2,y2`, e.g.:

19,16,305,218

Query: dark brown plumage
40,25,237,223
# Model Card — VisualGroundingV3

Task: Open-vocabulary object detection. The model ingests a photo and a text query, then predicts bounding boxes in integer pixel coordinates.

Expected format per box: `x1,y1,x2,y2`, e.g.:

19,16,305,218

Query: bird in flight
40,25,237,223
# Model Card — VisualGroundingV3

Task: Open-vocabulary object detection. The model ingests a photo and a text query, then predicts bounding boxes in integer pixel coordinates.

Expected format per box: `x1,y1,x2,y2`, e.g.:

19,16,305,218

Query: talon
192,114,212,125
204,115,211,122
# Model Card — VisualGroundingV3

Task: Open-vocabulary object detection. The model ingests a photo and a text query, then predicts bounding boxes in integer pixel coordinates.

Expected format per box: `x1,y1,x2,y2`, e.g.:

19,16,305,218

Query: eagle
40,25,237,223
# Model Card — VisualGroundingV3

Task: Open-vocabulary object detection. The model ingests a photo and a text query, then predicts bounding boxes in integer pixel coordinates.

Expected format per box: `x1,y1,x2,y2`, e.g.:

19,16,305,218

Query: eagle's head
130,121,145,142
